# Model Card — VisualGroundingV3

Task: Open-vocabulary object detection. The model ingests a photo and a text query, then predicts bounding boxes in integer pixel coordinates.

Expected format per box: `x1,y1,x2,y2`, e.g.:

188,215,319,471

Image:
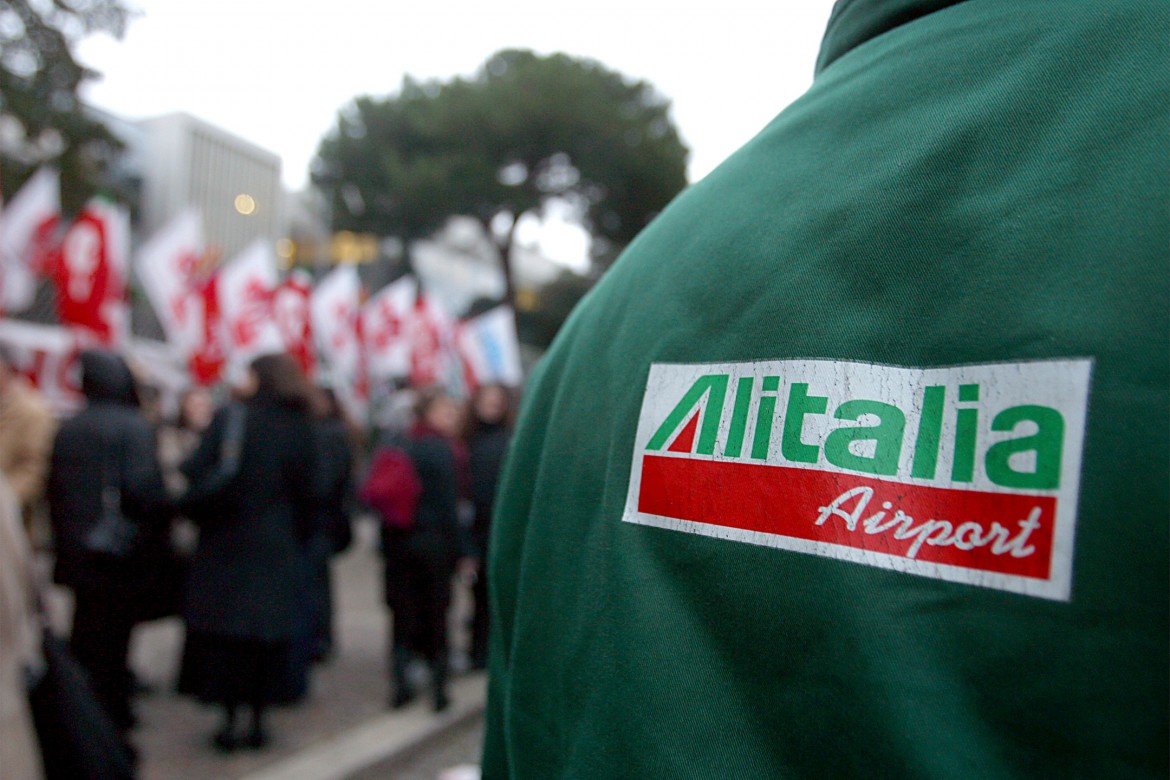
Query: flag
49,198,130,347
456,305,523,390
135,209,205,354
218,239,283,378
273,269,315,377
0,168,60,313
362,276,416,383
409,293,457,389
311,265,365,415
189,271,227,385
0,319,83,414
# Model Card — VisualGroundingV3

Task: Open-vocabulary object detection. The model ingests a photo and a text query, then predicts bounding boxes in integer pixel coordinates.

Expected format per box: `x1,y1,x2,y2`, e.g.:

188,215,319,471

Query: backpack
359,445,422,531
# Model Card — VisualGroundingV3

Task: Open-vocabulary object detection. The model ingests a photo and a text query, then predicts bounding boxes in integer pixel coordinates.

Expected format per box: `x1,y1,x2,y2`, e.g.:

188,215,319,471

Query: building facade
137,112,285,262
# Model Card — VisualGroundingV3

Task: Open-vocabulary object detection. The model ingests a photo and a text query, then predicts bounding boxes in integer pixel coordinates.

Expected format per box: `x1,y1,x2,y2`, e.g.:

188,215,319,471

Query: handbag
26,629,137,779
83,429,138,558
25,566,136,779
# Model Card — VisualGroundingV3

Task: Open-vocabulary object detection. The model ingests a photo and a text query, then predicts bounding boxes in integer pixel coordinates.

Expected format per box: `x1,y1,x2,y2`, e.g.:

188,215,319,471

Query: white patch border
621,357,1093,602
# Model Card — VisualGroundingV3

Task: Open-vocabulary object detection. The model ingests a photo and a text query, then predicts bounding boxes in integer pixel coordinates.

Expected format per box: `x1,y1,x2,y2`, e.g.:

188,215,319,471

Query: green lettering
824,400,906,476
751,378,781,460
724,377,754,458
985,405,1064,489
952,407,979,483
781,383,828,464
647,374,728,455
911,386,946,479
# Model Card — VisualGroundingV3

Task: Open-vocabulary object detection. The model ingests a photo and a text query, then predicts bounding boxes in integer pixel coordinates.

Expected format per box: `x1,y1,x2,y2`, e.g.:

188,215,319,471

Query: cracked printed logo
622,358,1092,601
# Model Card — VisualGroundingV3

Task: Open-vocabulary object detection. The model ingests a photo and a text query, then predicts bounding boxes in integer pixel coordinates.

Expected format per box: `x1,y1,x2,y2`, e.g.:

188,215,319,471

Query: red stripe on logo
637,455,1054,579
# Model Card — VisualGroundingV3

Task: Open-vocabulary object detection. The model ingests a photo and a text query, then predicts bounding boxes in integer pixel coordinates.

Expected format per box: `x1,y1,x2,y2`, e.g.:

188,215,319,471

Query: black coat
180,395,316,642
48,352,171,593
468,423,511,550
381,429,460,610
313,417,354,552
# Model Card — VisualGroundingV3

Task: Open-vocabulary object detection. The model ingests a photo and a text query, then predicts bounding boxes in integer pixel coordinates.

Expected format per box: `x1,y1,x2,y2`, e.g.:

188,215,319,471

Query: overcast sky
75,1,839,193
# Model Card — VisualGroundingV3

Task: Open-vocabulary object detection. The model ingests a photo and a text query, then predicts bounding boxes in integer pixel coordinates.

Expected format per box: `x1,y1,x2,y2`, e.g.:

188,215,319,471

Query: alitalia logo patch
622,359,1092,601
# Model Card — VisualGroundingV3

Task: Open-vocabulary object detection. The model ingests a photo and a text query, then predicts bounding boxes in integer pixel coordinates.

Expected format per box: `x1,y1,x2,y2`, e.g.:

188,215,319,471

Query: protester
158,385,215,494
276,386,355,704
46,350,172,744
381,387,466,712
464,383,513,670
0,473,44,780
308,387,355,663
178,352,317,752
0,345,55,525
481,2,1168,777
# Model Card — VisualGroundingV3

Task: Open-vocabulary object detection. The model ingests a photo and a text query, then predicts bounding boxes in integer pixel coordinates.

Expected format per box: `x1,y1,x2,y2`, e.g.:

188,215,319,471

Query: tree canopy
313,49,690,297
0,0,132,209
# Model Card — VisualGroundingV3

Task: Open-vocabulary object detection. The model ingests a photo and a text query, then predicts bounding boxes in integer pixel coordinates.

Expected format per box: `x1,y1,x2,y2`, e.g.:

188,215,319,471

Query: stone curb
238,673,486,780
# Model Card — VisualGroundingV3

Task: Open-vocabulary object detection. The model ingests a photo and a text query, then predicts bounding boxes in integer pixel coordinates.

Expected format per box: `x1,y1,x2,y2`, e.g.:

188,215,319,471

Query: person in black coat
464,383,514,670
278,387,355,704
47,350,172,740
179,353,316,751
382,387,466,712
309,388,355,661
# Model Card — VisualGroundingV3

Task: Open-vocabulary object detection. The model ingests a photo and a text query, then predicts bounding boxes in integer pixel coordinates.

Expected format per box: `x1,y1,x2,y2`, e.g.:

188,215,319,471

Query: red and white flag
456,305,523,390
274,269,315,377
311,265,366,416
0,168,60,314
409,293,457,389
189,271,227,386
218,239,283,377
0,319,83,415
49,198,130,347
135,209,205,356
361,275,416,383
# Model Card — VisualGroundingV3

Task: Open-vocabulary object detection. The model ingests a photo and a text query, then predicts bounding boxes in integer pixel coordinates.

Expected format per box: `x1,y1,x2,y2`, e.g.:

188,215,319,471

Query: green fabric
484,1,1169,777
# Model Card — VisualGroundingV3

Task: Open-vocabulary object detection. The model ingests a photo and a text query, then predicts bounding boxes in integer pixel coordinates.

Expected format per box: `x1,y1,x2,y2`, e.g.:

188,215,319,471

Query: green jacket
484,1,1168,777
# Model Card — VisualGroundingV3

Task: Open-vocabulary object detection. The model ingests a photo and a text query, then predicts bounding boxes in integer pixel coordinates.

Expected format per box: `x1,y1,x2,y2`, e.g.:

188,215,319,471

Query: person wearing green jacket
483,1,1168,777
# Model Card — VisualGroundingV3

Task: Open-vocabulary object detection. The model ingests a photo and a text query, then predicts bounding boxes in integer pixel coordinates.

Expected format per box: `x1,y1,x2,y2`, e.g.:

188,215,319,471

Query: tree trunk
483,214,518,309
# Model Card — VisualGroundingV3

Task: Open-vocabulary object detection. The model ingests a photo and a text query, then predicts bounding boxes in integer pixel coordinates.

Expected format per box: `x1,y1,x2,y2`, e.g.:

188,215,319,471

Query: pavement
43,516,487,780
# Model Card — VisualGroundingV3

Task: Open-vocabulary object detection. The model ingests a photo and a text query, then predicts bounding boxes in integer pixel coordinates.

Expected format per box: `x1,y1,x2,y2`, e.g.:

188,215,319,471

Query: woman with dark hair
179,353,316,751
464,383,514,669
381,387,465,711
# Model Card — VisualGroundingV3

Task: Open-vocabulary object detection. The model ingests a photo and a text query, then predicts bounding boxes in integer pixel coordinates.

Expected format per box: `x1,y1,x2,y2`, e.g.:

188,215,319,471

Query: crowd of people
0,343,514,777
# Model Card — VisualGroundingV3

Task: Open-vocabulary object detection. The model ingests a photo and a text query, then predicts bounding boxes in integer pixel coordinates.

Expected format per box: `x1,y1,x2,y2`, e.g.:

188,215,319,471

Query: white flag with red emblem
218,239,283,376
311,265,361,380
274,269,315,377
0,168,60,313
50,198,130,347
188,271,227,386
409,293,457,389
0,319,84,415
456,305,523,390
312,264,367,417
361,275,416,383
135,209,205,356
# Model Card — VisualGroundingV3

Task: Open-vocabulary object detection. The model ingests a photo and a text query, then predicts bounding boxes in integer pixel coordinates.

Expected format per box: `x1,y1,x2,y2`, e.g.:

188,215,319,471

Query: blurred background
1,0,835,376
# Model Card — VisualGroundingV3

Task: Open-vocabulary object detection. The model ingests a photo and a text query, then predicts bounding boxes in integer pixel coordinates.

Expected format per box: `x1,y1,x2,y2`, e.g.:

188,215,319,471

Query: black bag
83,433,138,558
27,628,136,779
182,402,246,523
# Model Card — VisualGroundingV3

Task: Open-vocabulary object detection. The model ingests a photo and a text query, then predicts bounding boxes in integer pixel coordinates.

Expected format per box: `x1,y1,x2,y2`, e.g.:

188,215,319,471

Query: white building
136,112,285,261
